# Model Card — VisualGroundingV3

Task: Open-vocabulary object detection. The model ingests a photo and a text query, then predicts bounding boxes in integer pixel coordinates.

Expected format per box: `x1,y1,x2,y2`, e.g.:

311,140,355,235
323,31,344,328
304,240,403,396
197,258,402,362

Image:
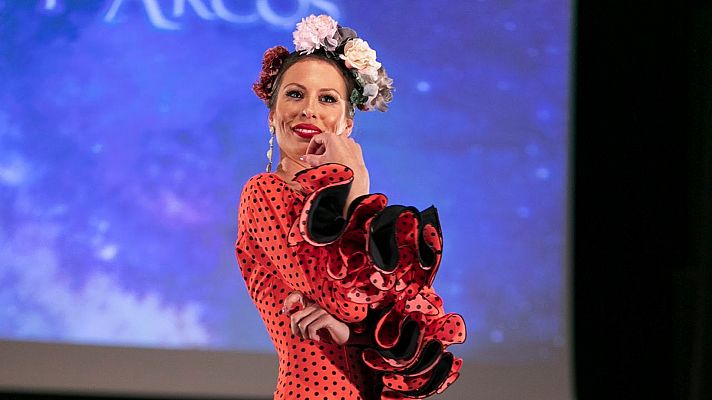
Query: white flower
293,15,339,54
362,83,379,107
340,38,381,78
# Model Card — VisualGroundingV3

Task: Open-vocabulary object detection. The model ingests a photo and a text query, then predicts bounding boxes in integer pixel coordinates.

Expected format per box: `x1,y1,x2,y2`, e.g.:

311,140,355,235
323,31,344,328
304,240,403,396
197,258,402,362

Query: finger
298,309,328,339
290,304,320,337
306,134,327,156
289,305,317,336
302,153,325,167
305,313,333,341
305,142,326,156
282,291,305,315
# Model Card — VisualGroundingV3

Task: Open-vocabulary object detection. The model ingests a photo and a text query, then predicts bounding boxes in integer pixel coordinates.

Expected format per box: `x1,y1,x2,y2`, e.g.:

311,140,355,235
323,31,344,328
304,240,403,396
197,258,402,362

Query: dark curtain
574,1,712,399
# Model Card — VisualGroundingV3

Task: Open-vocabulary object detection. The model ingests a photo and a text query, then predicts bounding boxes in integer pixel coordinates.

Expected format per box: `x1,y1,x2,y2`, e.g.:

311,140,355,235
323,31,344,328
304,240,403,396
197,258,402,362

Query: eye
320,94,337,103
286,90,303,99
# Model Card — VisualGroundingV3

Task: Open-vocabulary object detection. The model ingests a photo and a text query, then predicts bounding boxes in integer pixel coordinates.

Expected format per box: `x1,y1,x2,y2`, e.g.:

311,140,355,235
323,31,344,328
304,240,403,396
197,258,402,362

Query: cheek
273,101,300,123
328,113,349,133
323,106,346,124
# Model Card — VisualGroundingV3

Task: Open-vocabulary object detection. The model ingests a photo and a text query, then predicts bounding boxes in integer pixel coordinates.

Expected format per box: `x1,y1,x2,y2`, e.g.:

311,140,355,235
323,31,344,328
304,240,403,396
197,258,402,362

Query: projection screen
0,1,572,399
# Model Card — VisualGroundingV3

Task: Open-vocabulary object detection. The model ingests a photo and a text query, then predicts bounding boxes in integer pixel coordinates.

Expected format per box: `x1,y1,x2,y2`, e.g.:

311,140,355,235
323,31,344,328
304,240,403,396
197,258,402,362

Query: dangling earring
266,126,275,173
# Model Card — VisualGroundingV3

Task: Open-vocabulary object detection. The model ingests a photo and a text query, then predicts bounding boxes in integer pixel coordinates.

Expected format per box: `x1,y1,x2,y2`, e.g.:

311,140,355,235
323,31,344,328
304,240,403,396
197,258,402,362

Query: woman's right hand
282,291,351,345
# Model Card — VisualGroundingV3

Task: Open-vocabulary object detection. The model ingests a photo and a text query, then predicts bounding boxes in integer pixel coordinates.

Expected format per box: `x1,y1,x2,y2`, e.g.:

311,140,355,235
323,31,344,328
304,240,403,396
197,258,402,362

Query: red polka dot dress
235,163,466,400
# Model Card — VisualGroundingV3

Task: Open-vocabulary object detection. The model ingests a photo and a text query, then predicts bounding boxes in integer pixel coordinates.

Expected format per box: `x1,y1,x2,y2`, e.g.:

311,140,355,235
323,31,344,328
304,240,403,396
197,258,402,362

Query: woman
235,15,466,400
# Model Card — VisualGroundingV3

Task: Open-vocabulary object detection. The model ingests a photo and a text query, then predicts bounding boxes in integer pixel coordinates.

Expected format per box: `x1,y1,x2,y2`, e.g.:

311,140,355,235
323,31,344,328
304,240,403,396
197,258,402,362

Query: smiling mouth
292,124,322,139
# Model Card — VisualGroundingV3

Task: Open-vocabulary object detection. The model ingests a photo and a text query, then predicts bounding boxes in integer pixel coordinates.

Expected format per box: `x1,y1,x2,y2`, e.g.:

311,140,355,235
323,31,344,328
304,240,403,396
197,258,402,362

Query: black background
574,1,711,399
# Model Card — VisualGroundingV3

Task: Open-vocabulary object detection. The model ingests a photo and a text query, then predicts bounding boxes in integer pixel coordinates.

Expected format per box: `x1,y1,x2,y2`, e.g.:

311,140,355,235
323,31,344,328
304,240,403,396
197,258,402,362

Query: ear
268,110,275,128
344,117,354,137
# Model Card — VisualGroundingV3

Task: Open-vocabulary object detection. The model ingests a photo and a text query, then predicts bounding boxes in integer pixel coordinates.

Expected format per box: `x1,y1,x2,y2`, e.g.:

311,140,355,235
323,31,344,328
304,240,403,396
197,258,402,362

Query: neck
275,153,310,182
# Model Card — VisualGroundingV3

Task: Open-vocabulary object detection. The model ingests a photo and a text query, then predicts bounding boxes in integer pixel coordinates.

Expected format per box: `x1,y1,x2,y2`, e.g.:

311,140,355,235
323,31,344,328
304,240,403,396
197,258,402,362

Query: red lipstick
292,124,322,139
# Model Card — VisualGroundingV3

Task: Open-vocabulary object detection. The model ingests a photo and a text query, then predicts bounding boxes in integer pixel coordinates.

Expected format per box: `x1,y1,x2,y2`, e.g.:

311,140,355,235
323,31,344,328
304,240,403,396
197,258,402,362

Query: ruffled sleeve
236,169,373,323
286,163,468,399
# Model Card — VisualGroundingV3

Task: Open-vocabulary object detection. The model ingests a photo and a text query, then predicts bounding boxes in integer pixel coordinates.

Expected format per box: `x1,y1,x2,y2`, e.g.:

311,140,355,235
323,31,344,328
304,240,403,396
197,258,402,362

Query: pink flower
293,15,339,54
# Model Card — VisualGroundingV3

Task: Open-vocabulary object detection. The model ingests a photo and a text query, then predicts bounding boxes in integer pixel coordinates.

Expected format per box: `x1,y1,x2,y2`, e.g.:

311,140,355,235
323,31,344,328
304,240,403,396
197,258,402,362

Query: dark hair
268,51,357,117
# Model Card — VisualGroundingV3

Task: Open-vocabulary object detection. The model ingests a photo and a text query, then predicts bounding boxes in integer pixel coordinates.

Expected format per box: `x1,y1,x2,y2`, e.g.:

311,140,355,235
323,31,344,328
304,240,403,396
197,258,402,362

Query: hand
282,291,350,345
300,133,370,216
300,132,367,174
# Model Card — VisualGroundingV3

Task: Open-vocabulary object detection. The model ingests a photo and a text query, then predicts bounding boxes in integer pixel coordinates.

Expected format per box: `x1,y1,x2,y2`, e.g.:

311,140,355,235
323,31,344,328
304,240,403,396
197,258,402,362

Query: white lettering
211,0,258,24
44,0,340,30
255,0,310,28
105,0,180,30
173,0,216,20
311,0,339,19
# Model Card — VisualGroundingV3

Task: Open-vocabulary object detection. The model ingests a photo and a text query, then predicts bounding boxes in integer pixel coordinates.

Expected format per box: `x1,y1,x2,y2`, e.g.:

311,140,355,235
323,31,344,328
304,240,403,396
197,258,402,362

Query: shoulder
239,172,294,211
242,172,281,189
241,173,281,197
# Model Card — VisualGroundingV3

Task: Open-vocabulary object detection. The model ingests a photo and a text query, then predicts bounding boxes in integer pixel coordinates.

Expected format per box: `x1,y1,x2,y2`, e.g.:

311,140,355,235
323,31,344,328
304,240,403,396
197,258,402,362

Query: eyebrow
284,83,342,96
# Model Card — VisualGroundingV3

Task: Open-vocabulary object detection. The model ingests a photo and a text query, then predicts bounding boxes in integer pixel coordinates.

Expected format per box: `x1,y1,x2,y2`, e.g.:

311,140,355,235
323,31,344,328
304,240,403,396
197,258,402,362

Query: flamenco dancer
235,15,466,400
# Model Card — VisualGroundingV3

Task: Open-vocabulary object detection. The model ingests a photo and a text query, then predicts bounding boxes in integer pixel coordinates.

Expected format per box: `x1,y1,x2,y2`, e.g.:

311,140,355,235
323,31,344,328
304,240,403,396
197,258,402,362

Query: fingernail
313,334,320,342
299,155,305,161
280,306,286,315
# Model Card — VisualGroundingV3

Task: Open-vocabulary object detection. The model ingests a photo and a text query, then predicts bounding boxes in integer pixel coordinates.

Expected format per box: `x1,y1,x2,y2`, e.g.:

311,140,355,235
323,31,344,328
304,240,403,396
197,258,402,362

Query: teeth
294,128,319,134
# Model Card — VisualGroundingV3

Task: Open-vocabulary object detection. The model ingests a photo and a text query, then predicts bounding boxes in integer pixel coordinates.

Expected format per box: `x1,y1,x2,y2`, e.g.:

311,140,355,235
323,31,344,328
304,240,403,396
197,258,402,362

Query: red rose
253,46,290,103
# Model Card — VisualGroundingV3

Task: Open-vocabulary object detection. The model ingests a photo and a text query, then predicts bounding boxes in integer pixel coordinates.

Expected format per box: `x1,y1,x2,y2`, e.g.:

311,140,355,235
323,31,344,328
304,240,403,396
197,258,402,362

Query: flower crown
253,15,394,112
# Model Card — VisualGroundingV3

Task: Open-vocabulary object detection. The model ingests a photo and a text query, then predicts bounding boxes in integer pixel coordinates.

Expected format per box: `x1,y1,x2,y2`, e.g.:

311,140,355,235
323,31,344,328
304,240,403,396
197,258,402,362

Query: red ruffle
363,287,466,398
287,163,466,399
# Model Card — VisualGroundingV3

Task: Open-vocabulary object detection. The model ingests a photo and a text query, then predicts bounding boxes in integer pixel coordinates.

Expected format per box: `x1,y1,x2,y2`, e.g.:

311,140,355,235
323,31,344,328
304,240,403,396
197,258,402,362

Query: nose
301,97,317,119
301,107,316,118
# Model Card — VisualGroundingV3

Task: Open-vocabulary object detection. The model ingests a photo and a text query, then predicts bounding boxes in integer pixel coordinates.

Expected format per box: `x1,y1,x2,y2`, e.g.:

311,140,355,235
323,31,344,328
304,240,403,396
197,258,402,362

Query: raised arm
300,132,370,217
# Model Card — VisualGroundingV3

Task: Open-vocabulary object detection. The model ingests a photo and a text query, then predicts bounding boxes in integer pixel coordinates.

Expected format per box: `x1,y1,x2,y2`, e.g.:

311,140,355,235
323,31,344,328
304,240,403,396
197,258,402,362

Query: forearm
343,166,370,218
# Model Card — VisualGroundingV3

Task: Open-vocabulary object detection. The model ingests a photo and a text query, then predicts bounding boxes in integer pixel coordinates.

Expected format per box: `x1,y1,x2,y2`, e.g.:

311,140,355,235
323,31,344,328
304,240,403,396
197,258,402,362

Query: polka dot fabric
235,163,466,399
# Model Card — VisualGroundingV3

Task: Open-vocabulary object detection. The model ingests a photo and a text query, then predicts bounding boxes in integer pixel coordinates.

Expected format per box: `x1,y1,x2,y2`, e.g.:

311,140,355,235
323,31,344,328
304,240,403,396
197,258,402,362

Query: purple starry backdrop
0,0,570,364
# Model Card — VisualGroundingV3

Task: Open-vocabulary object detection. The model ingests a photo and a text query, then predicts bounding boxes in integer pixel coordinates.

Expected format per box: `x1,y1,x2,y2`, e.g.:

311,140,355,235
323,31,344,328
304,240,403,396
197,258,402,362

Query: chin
283,146,308,160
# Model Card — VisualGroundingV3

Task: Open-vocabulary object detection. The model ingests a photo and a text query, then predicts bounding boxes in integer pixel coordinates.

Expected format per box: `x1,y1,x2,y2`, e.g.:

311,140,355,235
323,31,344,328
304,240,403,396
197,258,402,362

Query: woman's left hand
282,291,350,345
